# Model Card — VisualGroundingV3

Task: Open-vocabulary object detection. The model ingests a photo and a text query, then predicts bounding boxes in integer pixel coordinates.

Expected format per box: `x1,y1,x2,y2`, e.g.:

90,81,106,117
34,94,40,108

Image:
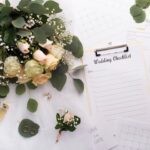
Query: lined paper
84,43,150,130
115,119,150,150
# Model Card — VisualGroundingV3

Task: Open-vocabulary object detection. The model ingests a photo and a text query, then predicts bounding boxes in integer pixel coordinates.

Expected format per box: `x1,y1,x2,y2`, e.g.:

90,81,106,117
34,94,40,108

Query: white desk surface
0,0,143,150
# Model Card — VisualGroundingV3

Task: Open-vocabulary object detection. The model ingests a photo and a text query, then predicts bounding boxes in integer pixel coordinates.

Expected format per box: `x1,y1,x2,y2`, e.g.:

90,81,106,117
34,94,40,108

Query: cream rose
39,39,53,51
4,56,22,77
45,54,59,70
32,73,51,86
63,112,74,123
17,41,30,54
33,49,47,63
50,45,65,60
24,60,44,78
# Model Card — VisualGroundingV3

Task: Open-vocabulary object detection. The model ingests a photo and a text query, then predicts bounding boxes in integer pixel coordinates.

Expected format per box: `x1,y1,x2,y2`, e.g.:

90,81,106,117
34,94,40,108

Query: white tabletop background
0,0,143,150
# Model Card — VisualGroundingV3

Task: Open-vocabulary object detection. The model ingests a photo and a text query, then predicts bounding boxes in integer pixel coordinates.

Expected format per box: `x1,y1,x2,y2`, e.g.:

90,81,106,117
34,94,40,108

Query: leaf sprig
130,0,150,23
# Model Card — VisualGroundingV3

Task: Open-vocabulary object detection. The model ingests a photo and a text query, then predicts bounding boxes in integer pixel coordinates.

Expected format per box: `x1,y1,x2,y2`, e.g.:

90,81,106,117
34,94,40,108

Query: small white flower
17,41,30,54
33,49,47,63
39,39,53,51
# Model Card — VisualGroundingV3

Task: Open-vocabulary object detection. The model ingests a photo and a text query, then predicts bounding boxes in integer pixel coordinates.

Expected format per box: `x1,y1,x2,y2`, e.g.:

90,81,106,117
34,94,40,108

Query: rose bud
39,39,53,51
17,40,30,54
33,49,47,64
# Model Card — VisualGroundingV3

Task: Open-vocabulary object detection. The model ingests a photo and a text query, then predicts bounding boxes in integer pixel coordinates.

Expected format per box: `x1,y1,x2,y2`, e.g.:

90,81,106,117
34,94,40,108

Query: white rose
50,45,65,60
39,39,53,51
17,41,30,54
45,54,59,71
33,49,47,63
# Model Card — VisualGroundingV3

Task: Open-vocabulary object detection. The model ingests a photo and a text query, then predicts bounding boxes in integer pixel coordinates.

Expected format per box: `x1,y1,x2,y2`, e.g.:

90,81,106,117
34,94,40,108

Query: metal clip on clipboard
95,44,129,57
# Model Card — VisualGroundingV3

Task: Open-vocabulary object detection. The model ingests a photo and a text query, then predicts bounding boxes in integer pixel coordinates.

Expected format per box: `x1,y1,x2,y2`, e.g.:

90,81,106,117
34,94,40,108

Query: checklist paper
83,43,150,141
115,119,150,150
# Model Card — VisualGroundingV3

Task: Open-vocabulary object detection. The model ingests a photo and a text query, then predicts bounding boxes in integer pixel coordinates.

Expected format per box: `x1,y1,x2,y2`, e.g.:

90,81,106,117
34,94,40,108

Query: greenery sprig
130,0,150,23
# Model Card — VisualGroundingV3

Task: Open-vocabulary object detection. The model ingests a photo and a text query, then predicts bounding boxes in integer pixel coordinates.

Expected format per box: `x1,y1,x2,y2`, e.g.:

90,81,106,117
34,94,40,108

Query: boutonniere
55,110,81,142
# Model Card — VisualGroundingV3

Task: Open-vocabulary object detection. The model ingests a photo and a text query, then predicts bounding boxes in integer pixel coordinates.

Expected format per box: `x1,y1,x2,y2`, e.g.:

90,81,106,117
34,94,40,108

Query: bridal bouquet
0,0,84,98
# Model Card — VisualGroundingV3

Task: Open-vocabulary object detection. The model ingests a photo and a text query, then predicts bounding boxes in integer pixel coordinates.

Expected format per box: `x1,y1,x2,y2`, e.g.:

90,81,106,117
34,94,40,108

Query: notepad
83,43,150,137
115,119,150,150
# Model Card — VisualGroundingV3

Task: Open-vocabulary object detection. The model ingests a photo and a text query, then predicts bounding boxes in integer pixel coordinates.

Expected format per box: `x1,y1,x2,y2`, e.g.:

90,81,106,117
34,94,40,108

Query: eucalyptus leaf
130,5,146,23
29,2,47,15
32,27,47,44
5,0,10,6
56,62,68,74
136,0,150,9
73,79,84,93
17,30,32,37
17,0,31,12
71,64,87,74
0,85,9,97
33,0,44,4
27,98,38,113
0,6,13,19
12,17,26,28
44,0,62,14
50,72,67,91
27,81,37,89
3,27,16,45
40,24,52,37
65,36,83,58
18,119,40,138
16,84,26,95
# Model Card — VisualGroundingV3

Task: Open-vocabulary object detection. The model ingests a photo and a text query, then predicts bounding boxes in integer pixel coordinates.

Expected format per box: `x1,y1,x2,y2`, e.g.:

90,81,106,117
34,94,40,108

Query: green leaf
5,0,10,6
73,79,84,93
18,119,40,138
44,0,62,14
71,64,87,74
27,98,38,113
40,24,52,37
17,30,32,37
65,36,83,58
32,27,47,44
16,84,26,95
0,6,13,19
27,81,37,89
17,0,31,12
12,17,26,28
33,0,44,4
130,5,146,23
50,72,67,91
29,2,47,15
136,0,150,9
56,62,68,74
0,85,9,97
0,15,12,27
3,27,16,45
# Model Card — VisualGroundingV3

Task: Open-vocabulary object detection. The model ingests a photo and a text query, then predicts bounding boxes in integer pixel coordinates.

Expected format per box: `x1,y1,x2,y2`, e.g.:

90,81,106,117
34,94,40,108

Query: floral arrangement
0,0,84,98
130,0,150,23
0,0,83,140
